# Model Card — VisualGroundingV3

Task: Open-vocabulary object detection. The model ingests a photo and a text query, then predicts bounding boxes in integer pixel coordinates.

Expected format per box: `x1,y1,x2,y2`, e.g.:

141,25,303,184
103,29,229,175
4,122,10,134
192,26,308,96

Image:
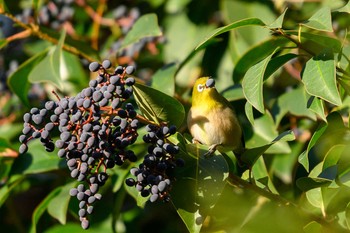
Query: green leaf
233,37,290,83
221,84,245,101
151,63,177,96
346,203,350,229
10,140,64,175
302,49,341,106
39,27,100,61
174,144,229,233
245,101,254,126
336,1,350,14
302,6,333,32
30,187,62,233
264,53,298,80
303,221,323,233
121,13,162,49
292,32,342,53
7,49,48,105
28,31,66,89
195,18,266,51
0,39,8,49
133,83,185,127
307,96,326,122
297,177,331,191
242,49,278,113
0,176,24,208
268,8,288,29
242,130,295,166
47,182,76,225
272,86,317,126
298,122,328,172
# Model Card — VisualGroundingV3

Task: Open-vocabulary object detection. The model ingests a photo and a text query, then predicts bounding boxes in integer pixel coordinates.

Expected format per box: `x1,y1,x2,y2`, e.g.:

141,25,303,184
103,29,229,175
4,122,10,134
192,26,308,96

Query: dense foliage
1,0,350,232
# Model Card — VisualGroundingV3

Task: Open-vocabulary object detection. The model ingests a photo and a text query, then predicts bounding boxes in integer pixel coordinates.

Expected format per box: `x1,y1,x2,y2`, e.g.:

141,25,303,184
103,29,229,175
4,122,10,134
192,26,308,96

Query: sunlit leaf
307,96,326,122
242,49,278,113
195,18,266,51
28,31,66,89
302,6,333,32
133,83,185,127
151,63,177,96
302,49,341,106
122,14,162,49
336,1,350,13
268,8,288,29
233,37,290,83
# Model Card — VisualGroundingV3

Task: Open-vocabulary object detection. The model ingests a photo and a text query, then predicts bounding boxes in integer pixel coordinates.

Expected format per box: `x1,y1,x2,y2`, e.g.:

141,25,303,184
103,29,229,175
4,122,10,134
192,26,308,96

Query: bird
187,77,244,157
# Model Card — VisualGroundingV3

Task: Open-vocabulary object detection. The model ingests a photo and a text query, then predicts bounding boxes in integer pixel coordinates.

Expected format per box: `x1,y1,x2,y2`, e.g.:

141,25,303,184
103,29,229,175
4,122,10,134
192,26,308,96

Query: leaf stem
1,11,96,62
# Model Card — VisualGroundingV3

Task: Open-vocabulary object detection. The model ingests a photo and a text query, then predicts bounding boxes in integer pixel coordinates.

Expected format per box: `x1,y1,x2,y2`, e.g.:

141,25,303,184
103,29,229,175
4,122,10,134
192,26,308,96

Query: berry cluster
16,0,74,29
126,124,184,202
38,0,75,30
19,60,138,229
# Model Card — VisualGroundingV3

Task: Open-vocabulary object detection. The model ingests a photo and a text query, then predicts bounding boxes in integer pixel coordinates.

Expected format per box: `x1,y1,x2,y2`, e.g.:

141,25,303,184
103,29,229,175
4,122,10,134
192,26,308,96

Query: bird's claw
204,144,218,158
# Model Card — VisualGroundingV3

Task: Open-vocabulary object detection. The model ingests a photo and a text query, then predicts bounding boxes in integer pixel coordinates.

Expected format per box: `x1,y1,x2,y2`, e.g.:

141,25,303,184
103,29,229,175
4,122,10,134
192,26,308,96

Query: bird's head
191,77,217,107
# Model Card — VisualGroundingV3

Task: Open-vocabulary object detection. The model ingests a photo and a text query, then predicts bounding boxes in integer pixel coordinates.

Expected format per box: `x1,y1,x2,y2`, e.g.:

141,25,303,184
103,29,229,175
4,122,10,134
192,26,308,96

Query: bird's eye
197,84,204,92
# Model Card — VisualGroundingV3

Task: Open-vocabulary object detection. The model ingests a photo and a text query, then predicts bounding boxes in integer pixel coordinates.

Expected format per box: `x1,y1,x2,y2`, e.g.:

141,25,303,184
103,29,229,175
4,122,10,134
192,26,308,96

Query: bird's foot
204,144,219,158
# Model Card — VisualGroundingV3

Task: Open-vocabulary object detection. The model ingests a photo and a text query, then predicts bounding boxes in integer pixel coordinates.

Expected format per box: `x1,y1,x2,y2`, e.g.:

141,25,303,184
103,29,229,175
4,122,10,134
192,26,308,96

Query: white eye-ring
197,84,204,92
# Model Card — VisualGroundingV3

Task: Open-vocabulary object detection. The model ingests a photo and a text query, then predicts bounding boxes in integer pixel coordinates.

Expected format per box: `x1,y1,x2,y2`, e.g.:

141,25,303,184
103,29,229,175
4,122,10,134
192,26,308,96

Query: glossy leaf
302,49,341,106
122,14,162,49
195,18,266,51
242,49,277,113
47,182,76,225
133,83,185,127
151,63,177,96
302,6,333,32
30,187,62,233
7,49,48,105
290,32,342,53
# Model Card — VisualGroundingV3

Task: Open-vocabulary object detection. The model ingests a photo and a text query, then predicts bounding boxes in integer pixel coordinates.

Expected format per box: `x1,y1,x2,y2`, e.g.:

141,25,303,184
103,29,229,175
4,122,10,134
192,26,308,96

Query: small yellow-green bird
187,77,244,156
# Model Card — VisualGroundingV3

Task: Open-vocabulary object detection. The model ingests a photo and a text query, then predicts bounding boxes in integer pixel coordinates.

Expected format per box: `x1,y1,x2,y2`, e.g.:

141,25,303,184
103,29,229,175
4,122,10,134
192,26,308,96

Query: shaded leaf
47,182,76,225
302,49,341,106
0,176,24,208
298,122,328,172
244,101,254,126
30,187,62,233
303,221,323,233
302,6,333,32
221,84,245,101
273,87,317,126
264,53,298,80
195,18,266,51
7,49,48,105
122,14,162,49
290,32,342,53
133,83,185,127
242,130,295,166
